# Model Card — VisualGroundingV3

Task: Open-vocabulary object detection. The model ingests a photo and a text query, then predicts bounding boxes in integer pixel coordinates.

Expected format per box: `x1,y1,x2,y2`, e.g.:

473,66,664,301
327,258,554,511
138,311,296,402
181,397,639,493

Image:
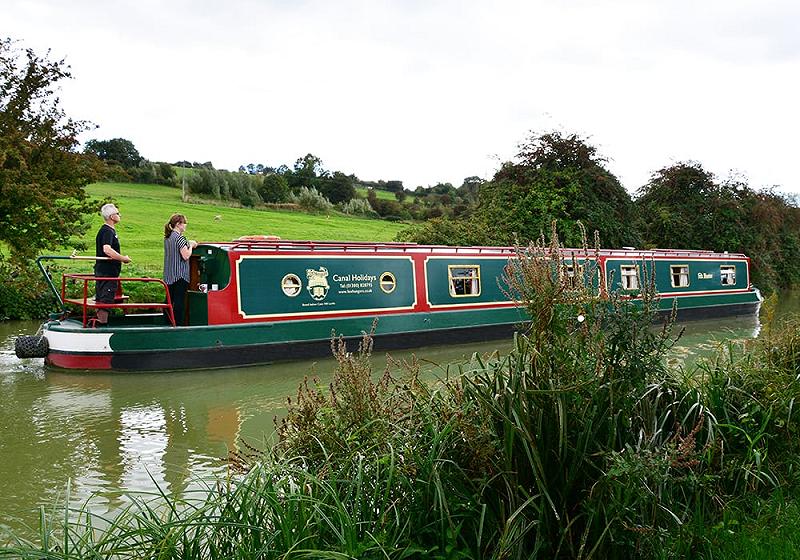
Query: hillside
79,182,406,271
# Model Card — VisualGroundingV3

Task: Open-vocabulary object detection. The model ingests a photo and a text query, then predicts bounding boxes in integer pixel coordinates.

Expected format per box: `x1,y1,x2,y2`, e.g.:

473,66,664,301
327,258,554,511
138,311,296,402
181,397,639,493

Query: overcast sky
4,0,799,193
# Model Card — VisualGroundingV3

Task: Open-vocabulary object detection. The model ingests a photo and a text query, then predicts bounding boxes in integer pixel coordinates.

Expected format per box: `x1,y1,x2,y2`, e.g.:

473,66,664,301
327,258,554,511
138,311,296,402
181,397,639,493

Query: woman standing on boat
163,214,197,326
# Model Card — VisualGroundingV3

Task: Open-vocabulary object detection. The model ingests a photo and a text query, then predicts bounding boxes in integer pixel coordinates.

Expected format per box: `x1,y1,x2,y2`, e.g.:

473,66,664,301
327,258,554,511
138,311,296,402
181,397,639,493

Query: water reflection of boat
41,370,246,499
23,240,761,371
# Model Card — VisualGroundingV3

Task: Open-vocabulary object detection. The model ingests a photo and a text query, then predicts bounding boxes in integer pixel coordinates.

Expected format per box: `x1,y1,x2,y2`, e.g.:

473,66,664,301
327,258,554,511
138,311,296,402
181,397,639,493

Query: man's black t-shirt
95,224,121,277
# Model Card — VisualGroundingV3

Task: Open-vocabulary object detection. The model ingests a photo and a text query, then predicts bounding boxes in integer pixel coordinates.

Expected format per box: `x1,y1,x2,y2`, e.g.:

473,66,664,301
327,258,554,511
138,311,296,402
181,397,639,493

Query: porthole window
380,272,396,294
281,273,302,297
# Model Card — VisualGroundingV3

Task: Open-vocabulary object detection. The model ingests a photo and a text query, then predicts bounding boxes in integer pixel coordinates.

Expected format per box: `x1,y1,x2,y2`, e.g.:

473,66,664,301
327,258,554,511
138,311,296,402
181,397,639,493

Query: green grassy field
76,182,406,271
173,166,198,179
355,186,398,201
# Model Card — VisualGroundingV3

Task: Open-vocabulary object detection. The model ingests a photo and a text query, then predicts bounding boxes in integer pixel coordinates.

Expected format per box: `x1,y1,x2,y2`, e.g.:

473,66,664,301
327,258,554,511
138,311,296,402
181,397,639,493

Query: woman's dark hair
164,214,186,239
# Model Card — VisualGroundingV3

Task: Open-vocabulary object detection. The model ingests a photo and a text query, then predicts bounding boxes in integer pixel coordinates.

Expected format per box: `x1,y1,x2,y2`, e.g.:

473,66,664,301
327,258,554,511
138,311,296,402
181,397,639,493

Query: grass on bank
355,186,398,201
80,182,406,271
173,166,198,180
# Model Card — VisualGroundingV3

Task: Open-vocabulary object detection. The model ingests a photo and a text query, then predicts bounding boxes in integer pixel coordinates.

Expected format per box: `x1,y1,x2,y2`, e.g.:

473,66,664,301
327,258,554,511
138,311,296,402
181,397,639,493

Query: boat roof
199,239,749,260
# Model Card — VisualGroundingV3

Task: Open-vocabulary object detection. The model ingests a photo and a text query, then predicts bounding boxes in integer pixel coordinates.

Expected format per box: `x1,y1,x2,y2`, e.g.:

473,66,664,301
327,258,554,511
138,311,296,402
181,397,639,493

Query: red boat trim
46,352,113,370
428,301,520,311
240,306,439,323
657,288,752,297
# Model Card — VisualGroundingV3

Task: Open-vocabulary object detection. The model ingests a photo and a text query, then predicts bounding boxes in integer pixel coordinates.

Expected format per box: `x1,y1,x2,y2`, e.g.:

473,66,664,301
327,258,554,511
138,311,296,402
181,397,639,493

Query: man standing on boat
94,203,131,326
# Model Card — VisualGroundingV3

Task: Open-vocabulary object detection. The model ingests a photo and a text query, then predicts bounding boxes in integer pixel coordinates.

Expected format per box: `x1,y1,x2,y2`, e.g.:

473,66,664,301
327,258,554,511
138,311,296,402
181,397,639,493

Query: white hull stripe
45,330,114,353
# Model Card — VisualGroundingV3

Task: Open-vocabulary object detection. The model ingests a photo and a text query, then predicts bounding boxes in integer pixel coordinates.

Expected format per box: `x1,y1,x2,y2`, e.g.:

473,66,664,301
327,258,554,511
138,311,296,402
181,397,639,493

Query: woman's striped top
164,231,189,284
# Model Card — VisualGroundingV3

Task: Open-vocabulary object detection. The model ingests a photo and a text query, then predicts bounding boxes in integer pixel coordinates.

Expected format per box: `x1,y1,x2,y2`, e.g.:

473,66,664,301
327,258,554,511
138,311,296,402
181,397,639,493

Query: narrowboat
15,239,761,371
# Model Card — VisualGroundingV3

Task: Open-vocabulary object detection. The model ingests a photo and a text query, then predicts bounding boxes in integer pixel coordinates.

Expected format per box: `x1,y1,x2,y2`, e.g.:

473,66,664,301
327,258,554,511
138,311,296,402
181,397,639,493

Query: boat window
281,273,302,297
670,265,690,288
562,262,583,287
620,265,639,290
449,265,481,297
380,272,396,294
720,265,736,286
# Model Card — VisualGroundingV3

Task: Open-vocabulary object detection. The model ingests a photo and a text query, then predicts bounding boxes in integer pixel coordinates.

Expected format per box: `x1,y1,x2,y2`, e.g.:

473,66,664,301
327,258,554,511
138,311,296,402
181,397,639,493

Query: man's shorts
95,279,119,304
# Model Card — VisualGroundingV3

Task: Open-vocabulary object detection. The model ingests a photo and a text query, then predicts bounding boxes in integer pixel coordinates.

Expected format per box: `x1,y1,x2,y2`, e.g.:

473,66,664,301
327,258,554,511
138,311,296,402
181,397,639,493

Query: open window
670,265,690,288
448,265,481,297
720,265,736,286
620,265,639,290
562,261,583,288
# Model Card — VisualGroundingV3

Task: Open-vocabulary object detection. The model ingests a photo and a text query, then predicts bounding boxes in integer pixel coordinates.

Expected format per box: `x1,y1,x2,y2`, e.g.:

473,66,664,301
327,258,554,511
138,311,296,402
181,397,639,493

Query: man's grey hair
100,203,119,219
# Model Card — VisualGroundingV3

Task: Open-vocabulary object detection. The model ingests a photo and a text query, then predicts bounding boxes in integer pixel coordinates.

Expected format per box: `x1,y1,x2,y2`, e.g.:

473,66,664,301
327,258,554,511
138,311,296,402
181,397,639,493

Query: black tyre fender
15,335,49,359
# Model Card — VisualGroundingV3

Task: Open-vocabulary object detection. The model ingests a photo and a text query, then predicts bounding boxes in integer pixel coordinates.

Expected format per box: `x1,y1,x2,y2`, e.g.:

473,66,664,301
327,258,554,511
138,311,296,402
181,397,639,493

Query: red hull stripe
233,300,518,323
47,352,113,370
658,288,752,297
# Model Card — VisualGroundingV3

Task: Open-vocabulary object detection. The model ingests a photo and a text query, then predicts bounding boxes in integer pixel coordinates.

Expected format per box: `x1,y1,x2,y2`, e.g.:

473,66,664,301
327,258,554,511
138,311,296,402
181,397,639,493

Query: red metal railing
61,274,176,328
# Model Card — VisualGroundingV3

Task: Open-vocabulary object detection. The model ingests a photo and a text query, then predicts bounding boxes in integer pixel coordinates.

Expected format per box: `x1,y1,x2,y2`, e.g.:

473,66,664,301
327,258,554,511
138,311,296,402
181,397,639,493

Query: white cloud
3,0,799,191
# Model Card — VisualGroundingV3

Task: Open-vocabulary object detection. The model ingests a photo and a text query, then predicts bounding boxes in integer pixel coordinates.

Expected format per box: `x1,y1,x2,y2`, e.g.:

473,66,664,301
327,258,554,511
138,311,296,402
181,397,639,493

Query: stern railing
61,274,176,327
35,255,176,327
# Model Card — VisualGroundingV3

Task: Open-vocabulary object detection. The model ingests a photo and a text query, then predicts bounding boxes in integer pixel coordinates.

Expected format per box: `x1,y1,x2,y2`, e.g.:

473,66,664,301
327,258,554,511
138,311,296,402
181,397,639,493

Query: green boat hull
42,291,759,371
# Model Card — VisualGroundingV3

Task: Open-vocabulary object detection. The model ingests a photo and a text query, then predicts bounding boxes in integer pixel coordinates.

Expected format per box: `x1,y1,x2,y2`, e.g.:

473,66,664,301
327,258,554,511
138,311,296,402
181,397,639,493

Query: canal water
0,295,796,540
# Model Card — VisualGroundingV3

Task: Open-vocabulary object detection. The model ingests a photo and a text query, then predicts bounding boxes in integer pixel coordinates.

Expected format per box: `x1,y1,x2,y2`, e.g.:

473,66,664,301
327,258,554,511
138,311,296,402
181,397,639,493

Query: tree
84,137,143,168
317,171,356,205
635,162,720,250
157,162,176,184
287,153,325,191
0,38,97,262
385,180,404,193
259,173,290,203
240,162,267,175
458,176,485,203
635,163,800,290
430,182,457,197
477,131,640,248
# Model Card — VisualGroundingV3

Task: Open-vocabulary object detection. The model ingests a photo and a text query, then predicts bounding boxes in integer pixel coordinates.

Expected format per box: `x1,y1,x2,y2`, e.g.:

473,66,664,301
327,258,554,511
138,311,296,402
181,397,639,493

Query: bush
0,258,58,320
340,197,378,217
259,173,290,203
99,162,132,182
395,216,503,246
289,187,334,213
128,163,158,184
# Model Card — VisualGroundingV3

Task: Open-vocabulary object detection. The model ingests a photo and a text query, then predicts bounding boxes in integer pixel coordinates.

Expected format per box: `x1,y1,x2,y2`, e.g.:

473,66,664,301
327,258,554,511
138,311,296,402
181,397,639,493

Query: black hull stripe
658,301,760,321
106,323,520,371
